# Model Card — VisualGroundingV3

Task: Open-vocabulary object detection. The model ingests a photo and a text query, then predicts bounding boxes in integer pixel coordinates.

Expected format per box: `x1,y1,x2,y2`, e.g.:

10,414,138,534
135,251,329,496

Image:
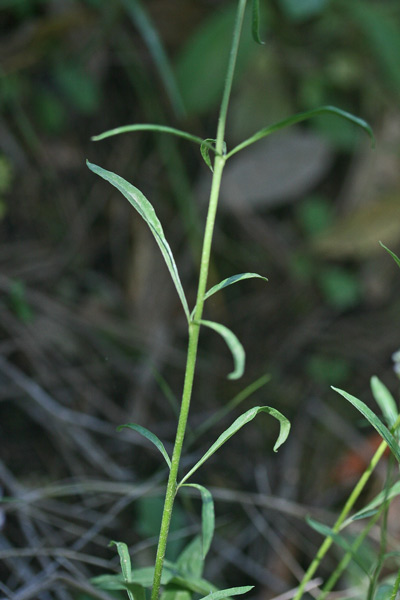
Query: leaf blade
109,540,135,600
332,386,400,463
227,105,374,158
87,161,190,321
198,586,254,600
370,376,398,427
181,484,215,559
92,123,209,147
380,241,400,270
180,406,290,485
197,320,245,380
251,0,264,44
117,423,171,468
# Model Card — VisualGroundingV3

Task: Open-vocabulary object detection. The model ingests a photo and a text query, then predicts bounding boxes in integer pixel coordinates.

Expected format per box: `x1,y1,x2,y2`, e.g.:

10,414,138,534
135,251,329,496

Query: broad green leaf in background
343,1,400,95
306,518,370,575
251,0,264,44
169,575,219,596
180,485,215,559
176,536,204,579
380,242,400,270
175,3,256,116
278,0,330,22
92,563,177,590
196,320,245,380
122,583,146,600
332,387,400,463
117,423,171,468
370,376,398,428
87,162,190,321
226,105,374,158
180,406,290,485
198,586,254,600
161,586,191,600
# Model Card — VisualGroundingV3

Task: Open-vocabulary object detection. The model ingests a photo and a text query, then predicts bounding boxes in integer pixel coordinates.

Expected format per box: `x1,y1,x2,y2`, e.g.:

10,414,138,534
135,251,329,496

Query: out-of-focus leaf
332,387,400,463
380,241,400,270
119,0,185,118
196,320,245,380
251,0,264,44
317,267,361,310
87,162,190,320
54,63,99,115
176,536,204,578
370,376,398,428
344,1,400,94
175,3,256,116
117,423,171,468
278,0,330,22
198,587,254,600
347,481,400,524
180,406,290,485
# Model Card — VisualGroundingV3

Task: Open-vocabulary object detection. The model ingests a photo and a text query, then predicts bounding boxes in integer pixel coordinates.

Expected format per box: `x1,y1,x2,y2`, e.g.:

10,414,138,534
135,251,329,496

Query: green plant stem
317,508,382,599
150,3,247,600
390,569,400,600
293,413,400,600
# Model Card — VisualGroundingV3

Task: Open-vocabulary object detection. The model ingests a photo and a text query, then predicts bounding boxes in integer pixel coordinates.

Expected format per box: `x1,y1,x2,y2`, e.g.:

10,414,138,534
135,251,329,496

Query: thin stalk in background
294,413,400,600
150,2,247,599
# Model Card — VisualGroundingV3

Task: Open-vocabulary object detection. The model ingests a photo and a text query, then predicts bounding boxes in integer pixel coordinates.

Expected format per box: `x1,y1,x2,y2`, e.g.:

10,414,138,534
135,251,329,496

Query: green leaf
191,273,267,319
226,105,374,159
109,541,135,600
180,406,290,485
370,376,398,428
380,241,400,270
122,583,146,600
204,273,267,300
196,320,245,380
332,387,400,463
169,576,218,596
306,518,370,575
92,123,209,147
349,481,400,523
87,162,190,321
180,485,215,559
278,0,329,21
117,423,171,468
198,586,254,600
161,586,191,600
200,138,216,172
251,0,264,44
176,536,204,578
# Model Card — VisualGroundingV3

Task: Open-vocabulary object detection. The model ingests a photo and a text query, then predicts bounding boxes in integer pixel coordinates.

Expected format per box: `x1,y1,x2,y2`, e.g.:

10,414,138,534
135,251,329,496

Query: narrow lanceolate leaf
87,161,190,321
109,541,135,600
181,484,215,559
191,273,267,319
92,123,210,148
332,387,400,463
196,320,245,380
251,0,264,44
370,376,398,427
198,586,254,600
349,481,400,523
227,106,374,158
180,406,290,485
380,241,400,270
306,518,369,575
117,423,171,469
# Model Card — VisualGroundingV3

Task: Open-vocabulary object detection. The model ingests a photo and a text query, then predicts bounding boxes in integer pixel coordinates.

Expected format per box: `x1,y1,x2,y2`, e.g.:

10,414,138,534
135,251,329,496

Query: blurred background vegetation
1,1,400,599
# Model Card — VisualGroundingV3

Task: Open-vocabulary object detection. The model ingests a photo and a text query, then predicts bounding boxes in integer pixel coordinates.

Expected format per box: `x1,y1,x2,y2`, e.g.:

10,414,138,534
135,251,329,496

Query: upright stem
150,3,247,600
